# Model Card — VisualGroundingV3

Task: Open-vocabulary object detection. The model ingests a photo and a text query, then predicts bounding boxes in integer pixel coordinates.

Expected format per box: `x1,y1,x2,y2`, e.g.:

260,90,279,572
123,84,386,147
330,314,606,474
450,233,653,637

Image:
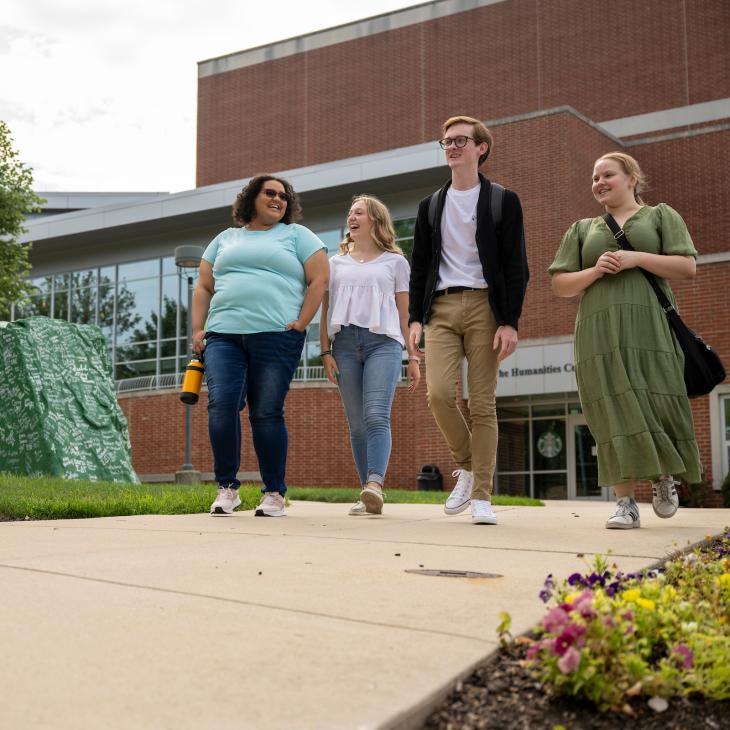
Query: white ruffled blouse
327,251,410,345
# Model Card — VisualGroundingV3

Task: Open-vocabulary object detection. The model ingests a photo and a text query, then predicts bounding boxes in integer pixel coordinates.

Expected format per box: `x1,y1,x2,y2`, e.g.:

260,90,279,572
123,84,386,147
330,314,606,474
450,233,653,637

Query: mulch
423,640,730,730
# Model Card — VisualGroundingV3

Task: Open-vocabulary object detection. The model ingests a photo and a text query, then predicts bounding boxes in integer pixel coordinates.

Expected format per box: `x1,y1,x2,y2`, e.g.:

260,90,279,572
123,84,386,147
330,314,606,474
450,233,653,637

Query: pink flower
558,646,581,674
555,623,586,656
543,607,570,633
573,590,597,619
673,644,694,669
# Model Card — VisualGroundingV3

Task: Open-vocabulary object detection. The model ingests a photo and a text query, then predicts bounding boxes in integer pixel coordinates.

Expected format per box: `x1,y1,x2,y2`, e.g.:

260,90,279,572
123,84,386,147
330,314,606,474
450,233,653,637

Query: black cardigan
408,174,529,329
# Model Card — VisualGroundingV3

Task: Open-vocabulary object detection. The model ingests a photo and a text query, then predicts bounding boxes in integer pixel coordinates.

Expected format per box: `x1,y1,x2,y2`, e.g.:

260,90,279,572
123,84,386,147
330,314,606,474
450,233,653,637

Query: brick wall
196,0,730,186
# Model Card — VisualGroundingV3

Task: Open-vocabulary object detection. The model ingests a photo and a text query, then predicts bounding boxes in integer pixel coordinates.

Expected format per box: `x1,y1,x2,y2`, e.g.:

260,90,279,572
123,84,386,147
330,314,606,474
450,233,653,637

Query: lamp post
174,245,204,485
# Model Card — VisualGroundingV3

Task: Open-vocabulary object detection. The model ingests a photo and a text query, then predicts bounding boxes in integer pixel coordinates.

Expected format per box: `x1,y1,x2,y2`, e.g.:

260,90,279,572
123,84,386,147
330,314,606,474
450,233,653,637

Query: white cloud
0,0,424,193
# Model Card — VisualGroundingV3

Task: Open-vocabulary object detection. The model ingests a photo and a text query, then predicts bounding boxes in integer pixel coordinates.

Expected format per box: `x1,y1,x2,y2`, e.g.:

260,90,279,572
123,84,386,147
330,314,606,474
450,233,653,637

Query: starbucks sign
537,431,563,459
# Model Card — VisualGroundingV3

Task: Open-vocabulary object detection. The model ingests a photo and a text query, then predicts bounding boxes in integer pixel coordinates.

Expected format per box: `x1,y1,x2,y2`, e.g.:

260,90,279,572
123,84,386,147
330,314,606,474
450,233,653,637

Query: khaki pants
425,290,500,500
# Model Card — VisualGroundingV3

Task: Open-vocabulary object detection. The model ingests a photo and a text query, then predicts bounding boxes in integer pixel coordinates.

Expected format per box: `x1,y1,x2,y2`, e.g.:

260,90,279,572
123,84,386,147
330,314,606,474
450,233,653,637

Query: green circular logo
537,431,563,459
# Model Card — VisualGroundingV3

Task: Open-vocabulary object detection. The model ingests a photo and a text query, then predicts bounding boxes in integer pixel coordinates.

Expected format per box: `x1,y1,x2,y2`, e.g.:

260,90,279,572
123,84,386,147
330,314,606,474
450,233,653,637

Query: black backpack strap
490,182,504,229
429,181,504,232
427,186,443,231
602,213,674,312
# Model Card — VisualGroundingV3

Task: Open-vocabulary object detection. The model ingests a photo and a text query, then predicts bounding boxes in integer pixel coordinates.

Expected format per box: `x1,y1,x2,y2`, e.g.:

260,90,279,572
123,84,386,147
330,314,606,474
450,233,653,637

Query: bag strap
427,181,504,232
602,213,675,314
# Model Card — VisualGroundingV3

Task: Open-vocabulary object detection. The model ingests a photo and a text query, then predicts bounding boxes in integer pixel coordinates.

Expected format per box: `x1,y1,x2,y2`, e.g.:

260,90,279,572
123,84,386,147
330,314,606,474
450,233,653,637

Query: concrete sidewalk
2,500,728,730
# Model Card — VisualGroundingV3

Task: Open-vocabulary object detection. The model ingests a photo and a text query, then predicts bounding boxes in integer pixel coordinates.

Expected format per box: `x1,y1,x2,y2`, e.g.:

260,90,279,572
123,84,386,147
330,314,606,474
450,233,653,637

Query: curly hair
232,174,303,226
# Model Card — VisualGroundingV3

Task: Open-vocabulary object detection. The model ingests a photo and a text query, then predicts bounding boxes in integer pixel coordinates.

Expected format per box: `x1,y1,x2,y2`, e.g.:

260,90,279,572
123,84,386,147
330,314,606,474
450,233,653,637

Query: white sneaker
605,497,641,529
471,499,497,525
210,487,242,515
360,484,384,515
652,475,679,519
444,469,473,515
348,501,368,516
255,492,286,517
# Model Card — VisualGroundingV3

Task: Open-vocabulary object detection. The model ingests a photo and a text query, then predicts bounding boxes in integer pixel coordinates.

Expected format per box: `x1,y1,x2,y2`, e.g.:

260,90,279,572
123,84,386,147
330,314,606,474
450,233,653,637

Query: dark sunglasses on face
262,188,290,203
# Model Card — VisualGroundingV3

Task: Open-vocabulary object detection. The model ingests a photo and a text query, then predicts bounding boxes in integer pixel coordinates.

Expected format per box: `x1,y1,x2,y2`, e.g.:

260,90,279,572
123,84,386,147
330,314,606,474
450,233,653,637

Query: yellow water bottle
180,357,204,404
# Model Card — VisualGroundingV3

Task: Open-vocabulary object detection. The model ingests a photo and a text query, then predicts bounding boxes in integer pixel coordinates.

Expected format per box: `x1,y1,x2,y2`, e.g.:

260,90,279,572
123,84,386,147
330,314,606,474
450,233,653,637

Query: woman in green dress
549,152,702,529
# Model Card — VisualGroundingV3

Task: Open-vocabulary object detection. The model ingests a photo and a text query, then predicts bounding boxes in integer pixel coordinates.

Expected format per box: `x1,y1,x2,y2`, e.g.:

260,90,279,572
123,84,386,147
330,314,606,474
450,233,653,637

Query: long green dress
548,204,702,487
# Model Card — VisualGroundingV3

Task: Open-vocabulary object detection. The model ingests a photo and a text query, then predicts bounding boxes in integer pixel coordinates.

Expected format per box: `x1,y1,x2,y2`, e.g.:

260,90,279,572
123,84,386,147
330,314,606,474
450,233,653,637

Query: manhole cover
405,569,502,579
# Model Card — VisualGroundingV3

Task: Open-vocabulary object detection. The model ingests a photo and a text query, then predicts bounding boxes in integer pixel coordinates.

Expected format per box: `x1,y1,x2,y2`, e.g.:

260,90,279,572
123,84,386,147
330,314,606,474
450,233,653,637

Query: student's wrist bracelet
408,355,421,363
321,350,332,357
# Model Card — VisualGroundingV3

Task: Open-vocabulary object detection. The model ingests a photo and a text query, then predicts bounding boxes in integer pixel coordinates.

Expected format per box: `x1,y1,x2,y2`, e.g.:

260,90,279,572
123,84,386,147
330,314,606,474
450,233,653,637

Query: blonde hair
443,115,493,166
339,195,403,255
595,152,648,204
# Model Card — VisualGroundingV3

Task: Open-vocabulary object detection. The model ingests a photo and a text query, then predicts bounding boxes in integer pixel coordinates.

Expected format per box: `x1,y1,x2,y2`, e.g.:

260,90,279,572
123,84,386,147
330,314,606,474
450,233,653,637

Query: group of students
191,114,701,530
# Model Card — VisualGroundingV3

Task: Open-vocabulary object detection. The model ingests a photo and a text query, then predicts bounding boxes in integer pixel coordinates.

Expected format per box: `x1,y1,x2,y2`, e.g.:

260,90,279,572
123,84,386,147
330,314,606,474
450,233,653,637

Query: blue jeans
204,330,305,494
332,326,403,486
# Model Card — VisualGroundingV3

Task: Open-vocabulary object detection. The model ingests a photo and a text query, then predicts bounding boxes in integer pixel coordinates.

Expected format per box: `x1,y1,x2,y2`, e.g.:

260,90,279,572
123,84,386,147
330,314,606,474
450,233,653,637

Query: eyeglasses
262,188,290,203
438,135,476,149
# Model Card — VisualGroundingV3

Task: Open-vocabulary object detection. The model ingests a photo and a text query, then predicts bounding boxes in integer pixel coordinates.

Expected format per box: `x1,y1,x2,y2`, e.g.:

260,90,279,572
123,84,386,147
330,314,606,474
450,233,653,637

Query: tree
0,120,45,315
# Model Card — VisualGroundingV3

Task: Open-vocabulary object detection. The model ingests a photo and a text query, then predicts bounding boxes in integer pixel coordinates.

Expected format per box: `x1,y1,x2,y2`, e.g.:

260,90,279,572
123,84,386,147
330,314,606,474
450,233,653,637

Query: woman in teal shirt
192,175,328,517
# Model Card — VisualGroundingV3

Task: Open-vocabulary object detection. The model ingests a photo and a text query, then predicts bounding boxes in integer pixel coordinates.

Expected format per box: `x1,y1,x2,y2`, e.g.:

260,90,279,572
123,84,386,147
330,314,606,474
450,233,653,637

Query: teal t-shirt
202,223,325,333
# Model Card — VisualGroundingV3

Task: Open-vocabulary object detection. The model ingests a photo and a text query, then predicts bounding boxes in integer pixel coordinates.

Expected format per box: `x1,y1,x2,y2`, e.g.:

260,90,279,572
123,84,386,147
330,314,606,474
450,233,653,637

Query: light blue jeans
332,325,403,486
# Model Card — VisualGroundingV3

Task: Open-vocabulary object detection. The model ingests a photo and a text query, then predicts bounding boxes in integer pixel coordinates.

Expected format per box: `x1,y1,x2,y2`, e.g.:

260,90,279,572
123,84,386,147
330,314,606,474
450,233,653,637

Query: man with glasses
408,115,529,525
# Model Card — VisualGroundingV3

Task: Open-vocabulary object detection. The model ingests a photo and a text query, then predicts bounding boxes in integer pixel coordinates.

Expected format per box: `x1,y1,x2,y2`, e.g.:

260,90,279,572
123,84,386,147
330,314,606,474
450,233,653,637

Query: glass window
30,276,52,295
71,269,97,288
115,359,157,380
315,229,343,256
52,291,69,320
532,403,566,417
71,286,98,324
495,473,530,497
534,472,568,500
498,404,530,419
160,276,179,340
394,217,416,261
54,273,69,290
533,419,566,471
162,256,178,275
723,395,730,477
117,341,157,363
118,259,159,283
116,278,158,345
497,419,530,472
17,294,51,318
160,357,178,374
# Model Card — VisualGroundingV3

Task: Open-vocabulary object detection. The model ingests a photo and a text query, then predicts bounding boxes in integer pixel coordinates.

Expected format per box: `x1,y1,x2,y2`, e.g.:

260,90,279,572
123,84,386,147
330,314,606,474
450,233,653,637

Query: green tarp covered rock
0,317,138,482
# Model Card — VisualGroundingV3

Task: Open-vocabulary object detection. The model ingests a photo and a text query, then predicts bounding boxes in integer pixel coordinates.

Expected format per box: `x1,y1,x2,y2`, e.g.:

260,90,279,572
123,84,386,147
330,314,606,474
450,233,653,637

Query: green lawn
0,472,541,521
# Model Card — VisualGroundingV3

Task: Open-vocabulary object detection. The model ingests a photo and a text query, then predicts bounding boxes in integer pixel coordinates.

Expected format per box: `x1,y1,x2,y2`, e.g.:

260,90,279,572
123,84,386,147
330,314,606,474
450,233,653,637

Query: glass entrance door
567,415,604,499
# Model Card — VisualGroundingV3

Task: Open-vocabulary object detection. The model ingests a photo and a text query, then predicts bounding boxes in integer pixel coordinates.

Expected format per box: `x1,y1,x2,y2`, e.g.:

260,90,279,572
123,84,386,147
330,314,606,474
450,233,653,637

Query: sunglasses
262,188,290,203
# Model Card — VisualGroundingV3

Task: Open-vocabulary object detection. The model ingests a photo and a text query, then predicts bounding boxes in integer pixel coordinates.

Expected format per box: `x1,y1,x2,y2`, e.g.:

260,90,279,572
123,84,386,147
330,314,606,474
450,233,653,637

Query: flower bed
426,529,730,729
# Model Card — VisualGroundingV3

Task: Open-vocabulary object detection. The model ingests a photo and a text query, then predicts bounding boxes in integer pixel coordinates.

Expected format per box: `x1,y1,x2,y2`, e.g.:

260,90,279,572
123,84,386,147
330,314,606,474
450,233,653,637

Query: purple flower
543,607,569,633
555,623,586,656
567,572,585,587
573,590,597,619
673,644,694,669
557,646,581,674
539,573,555,603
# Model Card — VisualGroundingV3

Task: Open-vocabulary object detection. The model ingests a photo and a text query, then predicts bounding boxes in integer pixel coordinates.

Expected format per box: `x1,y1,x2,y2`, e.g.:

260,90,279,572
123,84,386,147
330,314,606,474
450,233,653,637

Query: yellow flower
661,586,677,601
565,592,582,604
622,589,641,602
717,573,730,588
636,598,655,611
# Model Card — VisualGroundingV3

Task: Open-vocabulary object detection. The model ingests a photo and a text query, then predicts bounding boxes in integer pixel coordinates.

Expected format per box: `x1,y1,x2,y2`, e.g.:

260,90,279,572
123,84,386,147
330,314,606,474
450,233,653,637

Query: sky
1,0,424,194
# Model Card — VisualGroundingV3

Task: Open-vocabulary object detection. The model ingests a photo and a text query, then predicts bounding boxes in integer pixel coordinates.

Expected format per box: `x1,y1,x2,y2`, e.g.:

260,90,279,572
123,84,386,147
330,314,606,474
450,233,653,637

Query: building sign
495,340,577,397
537,431,563,458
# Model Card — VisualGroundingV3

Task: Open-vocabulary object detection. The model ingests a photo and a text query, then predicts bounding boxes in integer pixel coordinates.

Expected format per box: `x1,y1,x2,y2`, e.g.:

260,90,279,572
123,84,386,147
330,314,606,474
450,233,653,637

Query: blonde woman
549,152,701,529
320,196,421,515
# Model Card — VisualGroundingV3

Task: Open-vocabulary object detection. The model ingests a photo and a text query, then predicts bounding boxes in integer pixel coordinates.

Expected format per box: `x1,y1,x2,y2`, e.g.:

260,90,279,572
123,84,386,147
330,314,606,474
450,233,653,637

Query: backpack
427,181,504,233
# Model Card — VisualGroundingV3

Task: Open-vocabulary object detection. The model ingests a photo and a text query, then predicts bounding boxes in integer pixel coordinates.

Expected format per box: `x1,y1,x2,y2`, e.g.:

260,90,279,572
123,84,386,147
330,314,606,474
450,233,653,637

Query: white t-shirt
437,183,488,290
327,251,410,345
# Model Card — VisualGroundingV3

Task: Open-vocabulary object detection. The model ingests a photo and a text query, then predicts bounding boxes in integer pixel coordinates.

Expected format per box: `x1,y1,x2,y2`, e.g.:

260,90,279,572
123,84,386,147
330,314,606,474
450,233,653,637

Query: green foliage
0,121,45,313
522,534,730,710
287,486,542,506
0,473,543,520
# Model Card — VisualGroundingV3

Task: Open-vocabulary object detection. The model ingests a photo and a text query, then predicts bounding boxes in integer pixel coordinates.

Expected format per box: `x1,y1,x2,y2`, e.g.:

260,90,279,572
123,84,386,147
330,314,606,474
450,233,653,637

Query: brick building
18,0,730,503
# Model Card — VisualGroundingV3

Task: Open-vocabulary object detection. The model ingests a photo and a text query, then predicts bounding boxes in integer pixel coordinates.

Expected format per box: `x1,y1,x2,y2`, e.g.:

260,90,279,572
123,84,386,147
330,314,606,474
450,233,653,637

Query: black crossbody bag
603,213,725,398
